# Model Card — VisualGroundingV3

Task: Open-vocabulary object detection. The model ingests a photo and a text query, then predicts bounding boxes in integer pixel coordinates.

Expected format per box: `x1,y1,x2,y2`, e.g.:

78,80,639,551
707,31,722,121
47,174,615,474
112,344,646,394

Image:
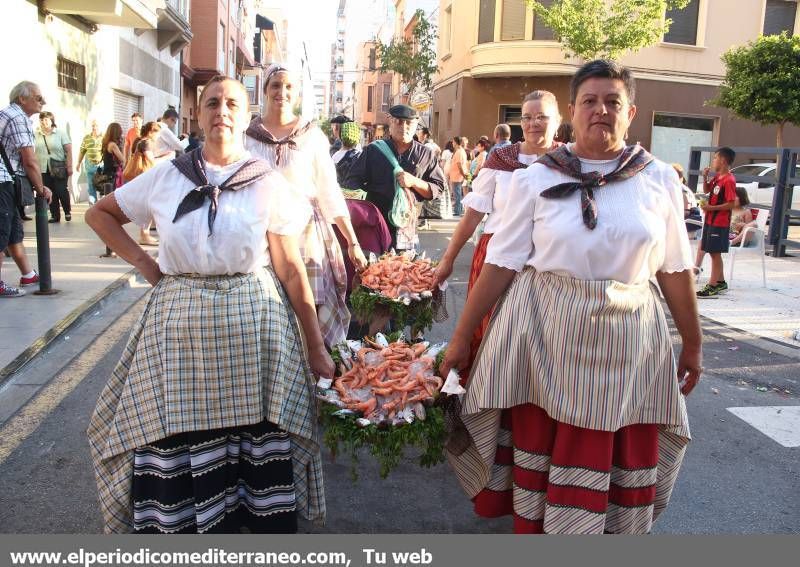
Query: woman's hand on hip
309,345,335,379
677,346,702,396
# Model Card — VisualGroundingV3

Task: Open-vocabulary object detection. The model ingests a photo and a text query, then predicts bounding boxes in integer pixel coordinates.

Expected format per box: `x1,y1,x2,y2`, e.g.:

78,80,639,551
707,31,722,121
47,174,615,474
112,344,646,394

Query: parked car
729,162,800,210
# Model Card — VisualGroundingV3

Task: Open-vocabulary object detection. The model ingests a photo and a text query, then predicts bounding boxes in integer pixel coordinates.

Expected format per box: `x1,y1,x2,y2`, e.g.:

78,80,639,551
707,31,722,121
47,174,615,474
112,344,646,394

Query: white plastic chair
728,211,769,287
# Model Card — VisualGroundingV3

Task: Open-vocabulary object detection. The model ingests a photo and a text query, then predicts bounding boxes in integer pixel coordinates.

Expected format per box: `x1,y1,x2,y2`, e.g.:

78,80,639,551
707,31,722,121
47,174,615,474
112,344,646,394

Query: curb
700,314,800,361
0,266,145,387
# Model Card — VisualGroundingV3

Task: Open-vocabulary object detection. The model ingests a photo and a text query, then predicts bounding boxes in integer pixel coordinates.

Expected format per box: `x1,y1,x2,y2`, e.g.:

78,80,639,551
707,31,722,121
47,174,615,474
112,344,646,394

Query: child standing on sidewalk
696,147,738,297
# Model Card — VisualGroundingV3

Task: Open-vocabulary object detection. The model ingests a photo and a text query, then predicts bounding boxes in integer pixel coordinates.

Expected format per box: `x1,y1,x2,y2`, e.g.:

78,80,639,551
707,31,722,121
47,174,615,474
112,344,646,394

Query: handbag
92,166,113,196
0,137,35,207
373,140,414,229
42,133,68,179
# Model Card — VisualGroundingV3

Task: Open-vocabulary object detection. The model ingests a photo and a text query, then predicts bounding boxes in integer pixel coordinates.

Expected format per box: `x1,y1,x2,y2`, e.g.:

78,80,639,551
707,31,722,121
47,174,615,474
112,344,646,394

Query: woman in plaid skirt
246,64,367,348
85,76,334,533
440,60,703,534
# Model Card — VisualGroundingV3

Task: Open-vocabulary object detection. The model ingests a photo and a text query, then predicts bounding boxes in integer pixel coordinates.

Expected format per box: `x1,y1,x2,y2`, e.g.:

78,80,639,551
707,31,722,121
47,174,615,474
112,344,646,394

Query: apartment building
180,0,258,136
0,0,191,200
433,0,800,171
357,40,395,142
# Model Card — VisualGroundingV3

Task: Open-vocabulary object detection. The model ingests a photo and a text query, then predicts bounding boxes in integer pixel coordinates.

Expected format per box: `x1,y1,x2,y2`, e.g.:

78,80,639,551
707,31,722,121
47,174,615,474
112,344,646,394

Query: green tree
709,33,800,148
377,9,439,95
527,0,690,60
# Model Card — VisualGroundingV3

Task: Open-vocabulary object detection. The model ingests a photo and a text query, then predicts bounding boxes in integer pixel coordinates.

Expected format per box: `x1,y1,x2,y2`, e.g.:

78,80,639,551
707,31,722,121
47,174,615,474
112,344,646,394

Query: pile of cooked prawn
358,252,436,299
318,338,446,425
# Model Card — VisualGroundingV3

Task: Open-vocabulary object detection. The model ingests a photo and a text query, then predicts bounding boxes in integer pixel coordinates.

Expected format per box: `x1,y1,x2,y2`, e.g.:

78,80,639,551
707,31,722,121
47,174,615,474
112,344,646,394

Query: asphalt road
0,222,797,534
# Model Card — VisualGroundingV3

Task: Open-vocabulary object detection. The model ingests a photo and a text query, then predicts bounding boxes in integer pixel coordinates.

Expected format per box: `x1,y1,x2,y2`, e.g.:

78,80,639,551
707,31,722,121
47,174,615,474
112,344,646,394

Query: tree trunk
777,121,785,148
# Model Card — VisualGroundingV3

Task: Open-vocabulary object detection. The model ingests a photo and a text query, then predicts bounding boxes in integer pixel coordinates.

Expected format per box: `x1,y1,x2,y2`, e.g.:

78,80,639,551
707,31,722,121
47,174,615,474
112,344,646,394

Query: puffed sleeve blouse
485,152,694,285
114,153,311,276
245,122,349,223
461,152,539,234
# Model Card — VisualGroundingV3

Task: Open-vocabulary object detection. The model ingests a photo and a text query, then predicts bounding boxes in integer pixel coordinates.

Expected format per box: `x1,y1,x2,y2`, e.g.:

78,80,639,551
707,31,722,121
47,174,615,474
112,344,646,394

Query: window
229,38,236,77
218,22,226,72
368,48,376,70
764,0,797,36
500,105,523,142
57,56,86,94
243,75,258,105
443,5,452,53
532,0,556,40
367,85,374,112
501,0,526,41
478,0,496,44
664,0,700,45
381,84,391,112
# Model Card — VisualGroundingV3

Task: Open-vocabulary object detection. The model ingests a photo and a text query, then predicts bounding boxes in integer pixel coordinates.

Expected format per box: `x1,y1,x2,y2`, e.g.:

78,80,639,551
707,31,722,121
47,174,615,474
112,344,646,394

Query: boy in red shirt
696,146,738,297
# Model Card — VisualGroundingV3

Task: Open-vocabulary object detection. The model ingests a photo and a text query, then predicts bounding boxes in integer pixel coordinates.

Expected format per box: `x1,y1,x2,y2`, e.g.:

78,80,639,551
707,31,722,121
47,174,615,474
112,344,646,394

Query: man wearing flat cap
343,104,445,250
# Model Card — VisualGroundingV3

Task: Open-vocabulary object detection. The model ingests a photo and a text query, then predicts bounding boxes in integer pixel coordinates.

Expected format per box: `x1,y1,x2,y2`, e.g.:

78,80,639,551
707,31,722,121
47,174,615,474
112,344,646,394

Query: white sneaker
0,281,26,297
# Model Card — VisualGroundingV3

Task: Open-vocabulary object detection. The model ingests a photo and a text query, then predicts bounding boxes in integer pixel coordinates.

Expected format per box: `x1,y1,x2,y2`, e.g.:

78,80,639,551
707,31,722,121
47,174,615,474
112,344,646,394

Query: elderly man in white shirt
153,107,189,162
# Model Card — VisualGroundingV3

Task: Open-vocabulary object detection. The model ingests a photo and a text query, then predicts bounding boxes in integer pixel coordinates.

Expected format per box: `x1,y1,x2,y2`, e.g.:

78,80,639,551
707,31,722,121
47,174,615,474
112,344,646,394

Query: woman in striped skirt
440,60,703,534
434,90,562,376
246,64,368,348
85,76,334,533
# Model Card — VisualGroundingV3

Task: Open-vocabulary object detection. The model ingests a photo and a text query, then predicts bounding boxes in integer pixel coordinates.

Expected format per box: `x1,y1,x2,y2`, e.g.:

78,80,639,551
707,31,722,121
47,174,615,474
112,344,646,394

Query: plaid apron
87,268,325,533
300,199,349,347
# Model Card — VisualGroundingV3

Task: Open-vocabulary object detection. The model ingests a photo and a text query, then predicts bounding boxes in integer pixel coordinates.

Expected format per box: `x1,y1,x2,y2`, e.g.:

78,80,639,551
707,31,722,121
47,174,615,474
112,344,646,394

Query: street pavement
0,219,798,533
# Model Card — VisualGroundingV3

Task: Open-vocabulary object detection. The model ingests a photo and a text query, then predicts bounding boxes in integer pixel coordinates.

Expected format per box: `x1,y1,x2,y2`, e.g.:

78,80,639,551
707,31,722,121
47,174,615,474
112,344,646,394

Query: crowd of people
1,56,771,535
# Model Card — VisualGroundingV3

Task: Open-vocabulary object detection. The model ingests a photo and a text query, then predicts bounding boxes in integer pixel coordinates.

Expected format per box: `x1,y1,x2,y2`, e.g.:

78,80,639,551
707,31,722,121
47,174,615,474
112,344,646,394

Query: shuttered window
532,0,556,40
664,0,699,45
763,0,797,36
367,86,374,112
500,0,526,41
112,90,142,129
478,0,496,44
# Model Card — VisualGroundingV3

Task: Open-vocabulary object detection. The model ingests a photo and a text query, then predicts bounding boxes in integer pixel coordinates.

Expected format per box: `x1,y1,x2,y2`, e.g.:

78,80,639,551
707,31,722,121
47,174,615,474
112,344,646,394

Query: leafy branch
377,9,439,95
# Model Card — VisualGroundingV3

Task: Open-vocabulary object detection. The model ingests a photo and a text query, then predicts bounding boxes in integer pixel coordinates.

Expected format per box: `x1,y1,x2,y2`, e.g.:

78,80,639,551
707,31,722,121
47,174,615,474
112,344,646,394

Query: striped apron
447,268,691,534
299,199,350,347
87,269,324,533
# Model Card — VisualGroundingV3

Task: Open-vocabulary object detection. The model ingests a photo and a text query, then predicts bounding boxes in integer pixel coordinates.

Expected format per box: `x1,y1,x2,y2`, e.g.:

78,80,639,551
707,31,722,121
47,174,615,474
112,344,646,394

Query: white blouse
485,151,694,285
244,122,349,222
114,153,311,276
461,152,539,234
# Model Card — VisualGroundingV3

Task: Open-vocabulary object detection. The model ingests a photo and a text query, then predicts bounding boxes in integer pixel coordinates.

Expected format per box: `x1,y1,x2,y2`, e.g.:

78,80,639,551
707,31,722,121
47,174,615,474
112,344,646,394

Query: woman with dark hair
35,111,73,222
729,186,756,246
441,60,702,534
85,75,333,533
245,64,366,348
101,122,125,195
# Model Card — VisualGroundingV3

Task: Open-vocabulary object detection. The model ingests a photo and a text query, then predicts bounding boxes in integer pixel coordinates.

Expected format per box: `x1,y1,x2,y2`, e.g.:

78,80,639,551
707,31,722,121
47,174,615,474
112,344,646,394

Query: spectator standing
76,119,103,204
449,136,468,216
334,121,362,185
672,163,702,236
101,123,125,193
123,121,161,246
154,107,188,161
343,104,445,250
465,137,489,194
122,112,142,162
0,81,53,297
185,131,202,152
696,147,737,297
418,127,441,157
35,111,73,223
488,124,511,155
554,122,574,144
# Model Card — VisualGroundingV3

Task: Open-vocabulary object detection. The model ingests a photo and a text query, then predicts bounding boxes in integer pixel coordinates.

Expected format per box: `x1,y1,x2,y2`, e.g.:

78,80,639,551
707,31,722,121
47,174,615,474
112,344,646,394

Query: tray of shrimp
357,250,437,303
316,333,447,426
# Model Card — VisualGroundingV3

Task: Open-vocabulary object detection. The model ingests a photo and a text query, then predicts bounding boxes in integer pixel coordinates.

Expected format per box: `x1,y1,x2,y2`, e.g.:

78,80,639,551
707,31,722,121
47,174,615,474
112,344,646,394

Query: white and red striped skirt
448,268,691,534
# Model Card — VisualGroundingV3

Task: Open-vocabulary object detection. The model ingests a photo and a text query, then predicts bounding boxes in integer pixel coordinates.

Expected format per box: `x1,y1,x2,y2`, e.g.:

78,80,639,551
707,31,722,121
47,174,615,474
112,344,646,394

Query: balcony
44,0,164,29
469,41,575,78
155,0,192,55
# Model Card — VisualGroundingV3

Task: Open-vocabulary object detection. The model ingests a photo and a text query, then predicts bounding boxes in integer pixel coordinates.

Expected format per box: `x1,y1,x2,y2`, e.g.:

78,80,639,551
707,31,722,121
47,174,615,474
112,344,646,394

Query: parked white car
729,162,800,210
